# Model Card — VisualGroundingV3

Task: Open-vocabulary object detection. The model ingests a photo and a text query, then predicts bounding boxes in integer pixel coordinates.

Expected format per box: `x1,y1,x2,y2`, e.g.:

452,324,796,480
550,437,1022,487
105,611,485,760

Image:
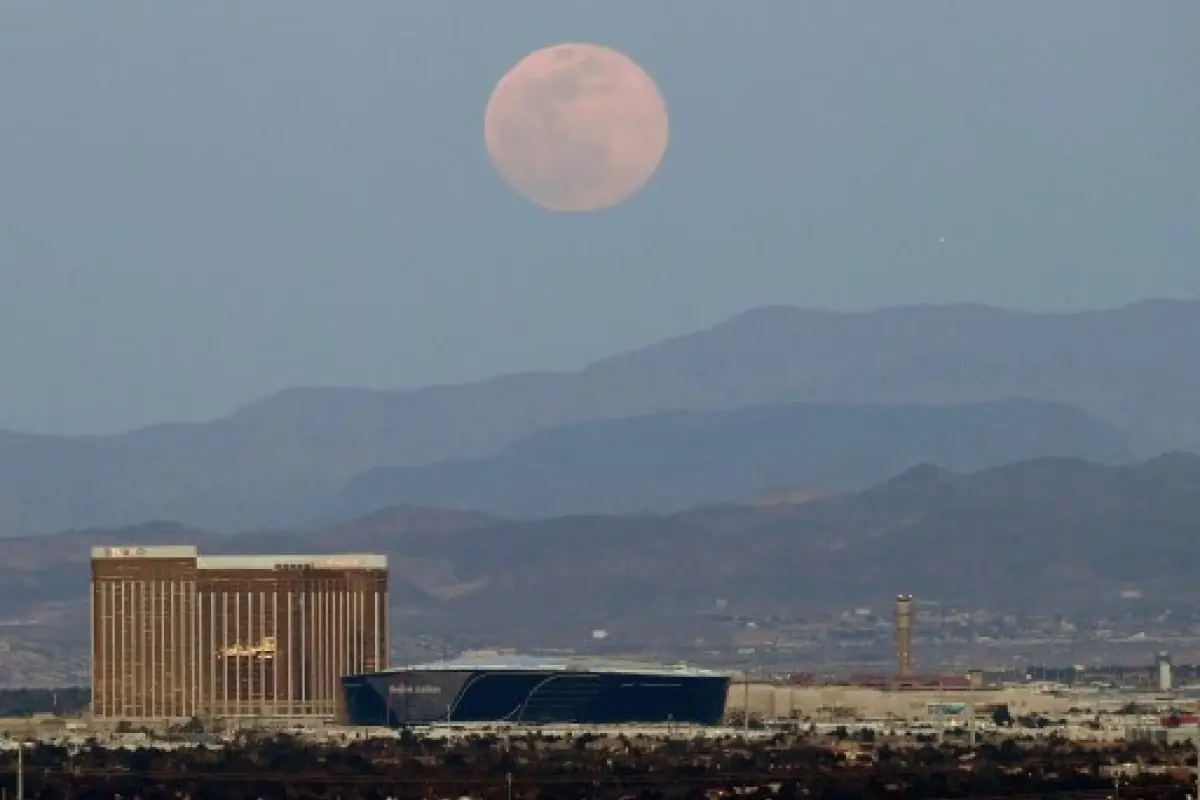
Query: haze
0,1,1195,435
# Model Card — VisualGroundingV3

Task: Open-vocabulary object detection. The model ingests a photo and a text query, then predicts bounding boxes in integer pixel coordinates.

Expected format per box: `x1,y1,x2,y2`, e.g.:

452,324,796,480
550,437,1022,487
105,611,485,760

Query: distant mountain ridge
5,453,1200,664
0,298,1198,535
333,399,1131,520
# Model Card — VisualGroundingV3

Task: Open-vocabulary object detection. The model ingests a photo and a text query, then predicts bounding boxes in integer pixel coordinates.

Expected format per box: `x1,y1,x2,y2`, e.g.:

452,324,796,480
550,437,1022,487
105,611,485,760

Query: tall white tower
1156,651,1172,692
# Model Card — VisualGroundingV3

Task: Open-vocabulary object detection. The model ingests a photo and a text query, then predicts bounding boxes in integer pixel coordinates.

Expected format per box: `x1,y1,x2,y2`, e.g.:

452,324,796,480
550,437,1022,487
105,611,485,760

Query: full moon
483,43,670,213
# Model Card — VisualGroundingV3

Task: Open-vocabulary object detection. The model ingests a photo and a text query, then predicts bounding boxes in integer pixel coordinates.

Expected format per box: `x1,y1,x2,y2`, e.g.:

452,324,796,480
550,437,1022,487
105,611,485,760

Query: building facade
341,654,731,727
91,545,388,721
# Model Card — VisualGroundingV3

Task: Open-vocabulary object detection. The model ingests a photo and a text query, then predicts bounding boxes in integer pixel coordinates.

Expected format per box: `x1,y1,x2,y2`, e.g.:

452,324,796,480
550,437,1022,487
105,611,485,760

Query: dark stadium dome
340,653,731,727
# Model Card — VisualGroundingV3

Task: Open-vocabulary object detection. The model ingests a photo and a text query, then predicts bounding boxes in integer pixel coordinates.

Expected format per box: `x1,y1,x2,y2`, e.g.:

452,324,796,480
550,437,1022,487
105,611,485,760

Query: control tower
1156,651,1172,692
894,594,914,677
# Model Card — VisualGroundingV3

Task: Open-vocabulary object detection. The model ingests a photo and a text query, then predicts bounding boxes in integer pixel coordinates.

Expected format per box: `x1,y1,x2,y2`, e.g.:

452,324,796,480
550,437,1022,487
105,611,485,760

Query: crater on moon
483,43,670,213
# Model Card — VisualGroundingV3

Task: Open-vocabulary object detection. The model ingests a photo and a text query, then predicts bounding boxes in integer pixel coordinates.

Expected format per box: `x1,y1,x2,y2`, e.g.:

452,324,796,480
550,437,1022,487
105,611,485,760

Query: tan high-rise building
91,545,388,721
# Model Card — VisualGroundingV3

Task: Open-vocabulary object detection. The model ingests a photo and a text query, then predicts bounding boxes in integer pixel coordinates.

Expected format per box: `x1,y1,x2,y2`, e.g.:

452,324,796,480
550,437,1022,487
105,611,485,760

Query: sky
0,1,1196,435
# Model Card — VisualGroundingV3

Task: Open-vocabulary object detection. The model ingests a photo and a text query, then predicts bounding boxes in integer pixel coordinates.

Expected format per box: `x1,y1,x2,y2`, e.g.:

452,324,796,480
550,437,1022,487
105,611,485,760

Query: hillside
334,399,1131,519
367,453,1200,629
0,298,1198,535
5,453,1200,678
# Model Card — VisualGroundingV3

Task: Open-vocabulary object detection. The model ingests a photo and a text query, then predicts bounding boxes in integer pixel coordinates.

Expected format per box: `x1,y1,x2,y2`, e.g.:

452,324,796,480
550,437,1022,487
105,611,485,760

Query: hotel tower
90,545,388,720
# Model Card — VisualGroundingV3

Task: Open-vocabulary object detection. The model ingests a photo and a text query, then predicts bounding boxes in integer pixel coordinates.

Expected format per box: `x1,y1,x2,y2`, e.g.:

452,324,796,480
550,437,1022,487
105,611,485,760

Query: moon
483,43,670,213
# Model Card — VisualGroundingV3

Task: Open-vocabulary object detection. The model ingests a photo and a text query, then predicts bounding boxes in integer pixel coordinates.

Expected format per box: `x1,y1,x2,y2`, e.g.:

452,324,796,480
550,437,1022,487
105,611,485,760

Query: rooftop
387,652,729,678
90,546,386,569
196,554,386,570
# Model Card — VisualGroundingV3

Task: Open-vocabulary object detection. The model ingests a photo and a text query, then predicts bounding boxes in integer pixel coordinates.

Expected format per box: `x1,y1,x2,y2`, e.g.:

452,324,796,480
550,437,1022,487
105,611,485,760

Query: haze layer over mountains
0,298,1196,537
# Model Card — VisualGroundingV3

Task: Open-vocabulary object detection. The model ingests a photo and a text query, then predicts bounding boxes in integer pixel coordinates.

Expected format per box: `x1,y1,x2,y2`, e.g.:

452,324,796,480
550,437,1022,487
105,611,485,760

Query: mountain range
2,298,1199,536
5,452,1200,661
335,399,1129,519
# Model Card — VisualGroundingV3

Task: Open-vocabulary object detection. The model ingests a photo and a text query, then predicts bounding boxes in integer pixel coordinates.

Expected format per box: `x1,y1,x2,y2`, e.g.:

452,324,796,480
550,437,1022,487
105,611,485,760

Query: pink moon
483,43,670,213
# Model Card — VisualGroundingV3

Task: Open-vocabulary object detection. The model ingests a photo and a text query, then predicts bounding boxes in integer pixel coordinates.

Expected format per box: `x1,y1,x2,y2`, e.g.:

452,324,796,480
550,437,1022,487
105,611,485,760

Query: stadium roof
391,652,728,678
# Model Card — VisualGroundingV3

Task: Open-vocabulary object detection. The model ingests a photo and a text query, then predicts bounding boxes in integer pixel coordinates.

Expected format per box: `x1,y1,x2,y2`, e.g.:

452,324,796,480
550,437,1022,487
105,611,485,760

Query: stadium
340,653,731,727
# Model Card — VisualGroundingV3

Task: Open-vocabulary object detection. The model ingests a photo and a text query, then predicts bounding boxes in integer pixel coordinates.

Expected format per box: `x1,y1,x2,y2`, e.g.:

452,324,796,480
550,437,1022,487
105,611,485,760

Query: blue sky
0,1,1196,434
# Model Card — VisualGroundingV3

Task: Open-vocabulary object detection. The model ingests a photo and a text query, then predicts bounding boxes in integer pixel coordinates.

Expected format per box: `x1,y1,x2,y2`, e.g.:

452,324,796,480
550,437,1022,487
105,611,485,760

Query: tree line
0,730,1196,799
